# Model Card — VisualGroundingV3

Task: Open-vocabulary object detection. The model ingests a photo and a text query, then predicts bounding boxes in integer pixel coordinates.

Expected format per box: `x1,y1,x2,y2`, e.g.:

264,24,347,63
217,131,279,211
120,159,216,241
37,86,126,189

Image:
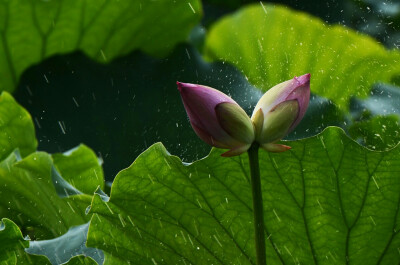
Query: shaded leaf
27,222,103,265
65,256,99,265
0,91,36,161
0,150,93,240
87,127,400,264
0,0,202,92
204,3,400,110
0,218,51,264
348,83,400,150
351,83,400,117
288,93,347,140
14,45,262,179
0,93,104,239
53,144,104,194
348,115,400,151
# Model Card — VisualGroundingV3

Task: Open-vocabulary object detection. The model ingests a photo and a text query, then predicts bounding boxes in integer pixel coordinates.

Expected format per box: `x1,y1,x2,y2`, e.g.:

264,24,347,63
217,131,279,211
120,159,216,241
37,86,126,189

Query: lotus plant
178,74,310,265
177,82,255,157
177,73,310,154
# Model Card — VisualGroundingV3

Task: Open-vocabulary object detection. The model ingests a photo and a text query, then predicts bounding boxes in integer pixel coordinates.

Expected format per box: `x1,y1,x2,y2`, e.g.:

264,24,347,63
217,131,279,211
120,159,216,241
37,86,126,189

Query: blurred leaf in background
347,0,400,49
204,3,400,111
202,0,400,50
351,83,400,117
348,115,400,150
204,2,400,154
0,0,202,92
201,0,349,28
348,83,400,150
0,92,104,239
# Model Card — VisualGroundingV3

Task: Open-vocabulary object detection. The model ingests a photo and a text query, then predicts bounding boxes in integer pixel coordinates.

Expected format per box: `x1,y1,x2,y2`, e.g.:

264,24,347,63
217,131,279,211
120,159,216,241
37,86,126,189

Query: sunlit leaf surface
87,127,400,264
205,3,400,110
0,0,202,92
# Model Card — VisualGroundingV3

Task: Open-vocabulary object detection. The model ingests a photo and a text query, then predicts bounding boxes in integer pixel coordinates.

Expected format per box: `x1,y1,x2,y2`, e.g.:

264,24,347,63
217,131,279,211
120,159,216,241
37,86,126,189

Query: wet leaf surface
88,127,400,264
0,218,51,264
0,92,37,161
27,222,104,265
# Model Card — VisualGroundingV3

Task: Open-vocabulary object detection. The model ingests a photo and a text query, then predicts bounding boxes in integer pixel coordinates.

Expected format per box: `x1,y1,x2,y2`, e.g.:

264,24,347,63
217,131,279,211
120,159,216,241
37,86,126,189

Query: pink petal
177,82,243,148
286,74,310,131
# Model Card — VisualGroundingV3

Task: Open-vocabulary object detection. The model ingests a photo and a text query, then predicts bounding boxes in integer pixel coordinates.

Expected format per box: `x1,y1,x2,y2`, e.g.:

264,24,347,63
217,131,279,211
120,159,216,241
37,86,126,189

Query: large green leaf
0,0,202,92
53,144,104,194
204,3,400,110
0,91,36,161
0,92,104,239
87,127,400,264
0,150,94,240
0,218,51,264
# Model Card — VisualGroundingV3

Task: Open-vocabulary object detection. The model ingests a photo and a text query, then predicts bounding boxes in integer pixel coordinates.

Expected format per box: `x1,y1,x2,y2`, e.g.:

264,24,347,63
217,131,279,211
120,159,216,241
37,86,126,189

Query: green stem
248,142,266,265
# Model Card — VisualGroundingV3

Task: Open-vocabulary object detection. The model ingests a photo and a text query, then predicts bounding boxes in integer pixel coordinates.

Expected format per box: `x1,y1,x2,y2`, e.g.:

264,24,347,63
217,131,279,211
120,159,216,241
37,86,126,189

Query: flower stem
248,142,266,265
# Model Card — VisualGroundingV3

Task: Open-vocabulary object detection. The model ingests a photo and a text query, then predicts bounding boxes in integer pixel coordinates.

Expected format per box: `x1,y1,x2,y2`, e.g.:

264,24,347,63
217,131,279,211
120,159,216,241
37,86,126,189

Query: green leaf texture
0,218,51,264
204,3,400,110
0,150,93,240
0,92,36,161
53,144,104,194
87,127,400,264
0,0,202,92
65,256,99,265
0,218,95,264
348,115,400,151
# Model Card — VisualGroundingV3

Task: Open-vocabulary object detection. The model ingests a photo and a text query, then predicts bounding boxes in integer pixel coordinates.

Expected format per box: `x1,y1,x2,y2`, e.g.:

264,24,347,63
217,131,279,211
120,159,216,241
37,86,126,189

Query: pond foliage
1,0,400,264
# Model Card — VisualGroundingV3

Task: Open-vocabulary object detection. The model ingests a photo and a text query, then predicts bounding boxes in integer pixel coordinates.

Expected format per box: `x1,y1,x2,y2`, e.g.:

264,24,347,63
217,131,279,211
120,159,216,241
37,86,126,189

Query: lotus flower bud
251,74,310,152
177,82,254,157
